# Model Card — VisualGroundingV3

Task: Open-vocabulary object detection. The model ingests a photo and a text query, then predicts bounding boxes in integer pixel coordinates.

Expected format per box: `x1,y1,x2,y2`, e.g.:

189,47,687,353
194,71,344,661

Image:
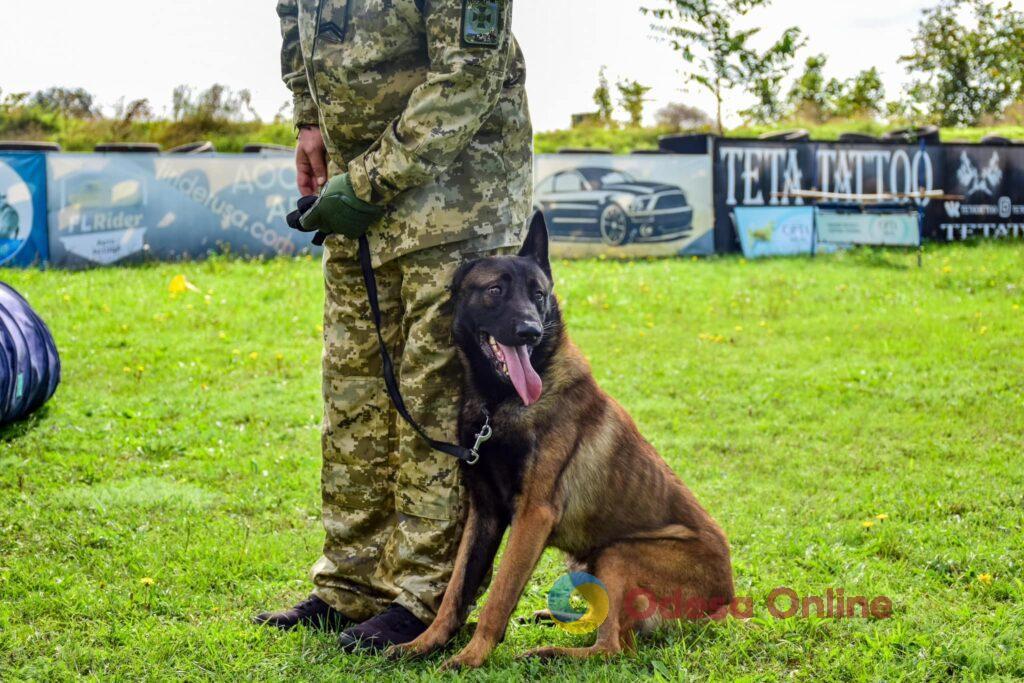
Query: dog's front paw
439,649,487,671
385,638,439,660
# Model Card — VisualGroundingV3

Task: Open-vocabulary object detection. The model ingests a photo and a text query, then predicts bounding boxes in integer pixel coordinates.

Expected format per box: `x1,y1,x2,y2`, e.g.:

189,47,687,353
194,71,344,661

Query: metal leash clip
467,412,492,466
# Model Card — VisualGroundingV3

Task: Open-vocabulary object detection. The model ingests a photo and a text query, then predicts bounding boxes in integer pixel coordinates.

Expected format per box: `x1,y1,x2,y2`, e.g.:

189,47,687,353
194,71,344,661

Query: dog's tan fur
389,290,734,669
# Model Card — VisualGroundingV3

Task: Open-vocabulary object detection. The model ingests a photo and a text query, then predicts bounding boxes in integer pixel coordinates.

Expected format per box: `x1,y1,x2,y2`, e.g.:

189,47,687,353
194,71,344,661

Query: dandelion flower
139,577,155,587
876,514,888,521
169,275,199,295
249,352,259,360
862,520,875,529
977,573,993,585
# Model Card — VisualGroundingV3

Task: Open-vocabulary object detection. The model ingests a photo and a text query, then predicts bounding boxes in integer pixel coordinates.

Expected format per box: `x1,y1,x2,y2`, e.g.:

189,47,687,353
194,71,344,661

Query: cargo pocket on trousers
321,377,393,512
394,448,462,522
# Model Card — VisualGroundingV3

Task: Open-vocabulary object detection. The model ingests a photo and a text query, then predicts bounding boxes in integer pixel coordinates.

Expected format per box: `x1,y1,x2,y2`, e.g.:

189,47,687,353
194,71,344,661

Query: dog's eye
487,286,502,296
534,291,546,302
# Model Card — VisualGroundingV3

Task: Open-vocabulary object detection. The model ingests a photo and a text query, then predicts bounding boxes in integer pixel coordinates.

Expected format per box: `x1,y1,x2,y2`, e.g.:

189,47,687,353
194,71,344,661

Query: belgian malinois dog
389,212,734,669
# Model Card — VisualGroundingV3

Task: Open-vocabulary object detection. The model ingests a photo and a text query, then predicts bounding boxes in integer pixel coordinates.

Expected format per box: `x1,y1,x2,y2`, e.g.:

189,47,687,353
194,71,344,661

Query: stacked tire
0,283,60,426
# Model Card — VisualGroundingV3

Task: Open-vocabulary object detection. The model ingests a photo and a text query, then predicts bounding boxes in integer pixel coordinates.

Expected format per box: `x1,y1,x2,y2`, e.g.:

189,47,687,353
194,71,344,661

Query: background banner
0,143,1020,269
534,153,714,257
815,210,920,246
0,153,49,267
713,139,943,252
46,152,313,268
938,144,1024,240
734,206,815,259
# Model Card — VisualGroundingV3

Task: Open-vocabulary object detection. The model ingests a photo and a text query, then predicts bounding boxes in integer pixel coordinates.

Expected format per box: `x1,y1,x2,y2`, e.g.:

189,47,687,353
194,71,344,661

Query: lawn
1,242,1022,681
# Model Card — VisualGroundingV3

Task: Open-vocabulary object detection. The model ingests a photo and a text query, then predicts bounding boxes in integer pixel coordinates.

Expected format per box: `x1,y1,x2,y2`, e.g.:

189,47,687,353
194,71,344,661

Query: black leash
354,234,491,465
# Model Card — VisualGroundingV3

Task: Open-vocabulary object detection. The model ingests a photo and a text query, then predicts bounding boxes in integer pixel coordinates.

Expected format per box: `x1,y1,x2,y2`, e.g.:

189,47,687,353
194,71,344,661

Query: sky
4,0,1024,132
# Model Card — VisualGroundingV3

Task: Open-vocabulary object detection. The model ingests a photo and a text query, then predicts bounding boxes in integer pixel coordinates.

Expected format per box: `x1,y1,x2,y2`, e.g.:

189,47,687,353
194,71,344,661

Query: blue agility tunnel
0,283,60,425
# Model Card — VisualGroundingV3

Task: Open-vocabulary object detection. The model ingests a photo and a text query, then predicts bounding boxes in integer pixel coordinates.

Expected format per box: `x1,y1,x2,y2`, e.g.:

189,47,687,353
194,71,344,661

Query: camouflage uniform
276,0,532,623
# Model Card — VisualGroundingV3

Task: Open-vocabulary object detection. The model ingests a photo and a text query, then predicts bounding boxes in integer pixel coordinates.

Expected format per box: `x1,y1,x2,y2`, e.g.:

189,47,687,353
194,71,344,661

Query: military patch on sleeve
461,0,504,48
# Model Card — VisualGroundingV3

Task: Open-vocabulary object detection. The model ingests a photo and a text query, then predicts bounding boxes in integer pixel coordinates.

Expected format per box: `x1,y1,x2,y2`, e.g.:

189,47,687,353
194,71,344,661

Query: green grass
1,243,1023,680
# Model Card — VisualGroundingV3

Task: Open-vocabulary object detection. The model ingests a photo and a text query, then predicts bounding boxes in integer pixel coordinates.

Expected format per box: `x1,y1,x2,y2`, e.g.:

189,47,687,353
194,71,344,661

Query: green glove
299,173,385,239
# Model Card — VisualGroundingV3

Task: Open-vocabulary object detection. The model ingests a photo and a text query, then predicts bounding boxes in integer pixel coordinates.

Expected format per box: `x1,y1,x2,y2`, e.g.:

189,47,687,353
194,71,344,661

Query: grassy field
1,242,1023,680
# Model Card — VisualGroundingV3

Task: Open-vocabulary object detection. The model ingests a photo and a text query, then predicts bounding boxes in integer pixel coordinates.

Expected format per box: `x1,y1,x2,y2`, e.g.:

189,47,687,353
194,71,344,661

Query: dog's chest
548,440,615,556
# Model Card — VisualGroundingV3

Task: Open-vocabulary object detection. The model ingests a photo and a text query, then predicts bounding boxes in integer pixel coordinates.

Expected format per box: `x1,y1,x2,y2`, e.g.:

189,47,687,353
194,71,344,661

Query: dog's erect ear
518,210,551,280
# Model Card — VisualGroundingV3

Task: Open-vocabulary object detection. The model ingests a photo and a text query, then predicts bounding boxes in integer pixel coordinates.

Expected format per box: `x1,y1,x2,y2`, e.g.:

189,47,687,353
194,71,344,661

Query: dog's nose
515,321,543,345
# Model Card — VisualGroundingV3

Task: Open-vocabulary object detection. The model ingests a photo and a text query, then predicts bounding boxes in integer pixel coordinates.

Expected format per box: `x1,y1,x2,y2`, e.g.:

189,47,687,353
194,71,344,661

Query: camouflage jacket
277,0,533,264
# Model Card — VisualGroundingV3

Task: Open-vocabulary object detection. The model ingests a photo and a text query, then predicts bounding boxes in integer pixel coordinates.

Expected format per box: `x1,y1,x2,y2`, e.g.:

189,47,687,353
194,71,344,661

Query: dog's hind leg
520,547,632,660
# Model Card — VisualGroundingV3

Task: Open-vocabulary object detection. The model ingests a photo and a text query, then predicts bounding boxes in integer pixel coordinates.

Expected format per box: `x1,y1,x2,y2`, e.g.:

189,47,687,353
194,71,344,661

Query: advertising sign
46,152,313,268
0,153,48,267
534,153,714,257
815,210,920,246
734,206,815,259
713,140,943,251
938,145,1024,240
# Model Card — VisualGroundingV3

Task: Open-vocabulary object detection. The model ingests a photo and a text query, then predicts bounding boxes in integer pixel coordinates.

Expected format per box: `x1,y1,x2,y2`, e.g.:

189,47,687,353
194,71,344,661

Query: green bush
4,100,1023,154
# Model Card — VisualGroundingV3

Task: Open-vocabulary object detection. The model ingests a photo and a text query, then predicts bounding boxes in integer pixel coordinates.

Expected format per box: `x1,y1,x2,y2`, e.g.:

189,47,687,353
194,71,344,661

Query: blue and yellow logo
546,572,609,634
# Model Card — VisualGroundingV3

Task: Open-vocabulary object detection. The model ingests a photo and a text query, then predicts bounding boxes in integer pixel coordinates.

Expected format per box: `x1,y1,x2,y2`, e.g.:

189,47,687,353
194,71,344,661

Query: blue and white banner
0,153,48,267
815,210,920,246
46,152,313,268
734,206,816,259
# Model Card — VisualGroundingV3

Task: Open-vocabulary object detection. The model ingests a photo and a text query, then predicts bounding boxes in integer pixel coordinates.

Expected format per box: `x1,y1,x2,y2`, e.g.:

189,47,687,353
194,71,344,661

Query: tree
901,0,1024,126
172,84,259,124
592,66,615,126
741,69,790,124
29,87,96,119
617,79,652,127
834,68,885,118
655,102,713,130
787,57,885,121
641,0,803,133
788,54,834,121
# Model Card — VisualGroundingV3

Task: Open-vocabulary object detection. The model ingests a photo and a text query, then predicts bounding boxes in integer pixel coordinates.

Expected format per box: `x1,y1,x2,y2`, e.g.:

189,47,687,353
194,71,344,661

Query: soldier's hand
296,125,328,195
295,173,385,239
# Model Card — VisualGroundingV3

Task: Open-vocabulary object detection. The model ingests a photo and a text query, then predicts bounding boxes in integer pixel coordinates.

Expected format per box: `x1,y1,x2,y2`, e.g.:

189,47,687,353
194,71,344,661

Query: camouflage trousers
311,236,512,624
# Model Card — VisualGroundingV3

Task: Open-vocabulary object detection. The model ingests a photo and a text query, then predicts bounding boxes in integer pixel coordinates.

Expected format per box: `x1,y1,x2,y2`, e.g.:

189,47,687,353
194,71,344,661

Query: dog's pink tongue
498,342,543,406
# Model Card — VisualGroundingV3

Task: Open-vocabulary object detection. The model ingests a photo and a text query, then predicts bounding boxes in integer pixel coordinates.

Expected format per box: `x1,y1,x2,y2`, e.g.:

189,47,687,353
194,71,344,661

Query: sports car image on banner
534,153,714,257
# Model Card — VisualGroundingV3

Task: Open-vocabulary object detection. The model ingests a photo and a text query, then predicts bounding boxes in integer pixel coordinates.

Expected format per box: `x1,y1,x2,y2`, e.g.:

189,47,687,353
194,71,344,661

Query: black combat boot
252,594,354,631
337,603,428,652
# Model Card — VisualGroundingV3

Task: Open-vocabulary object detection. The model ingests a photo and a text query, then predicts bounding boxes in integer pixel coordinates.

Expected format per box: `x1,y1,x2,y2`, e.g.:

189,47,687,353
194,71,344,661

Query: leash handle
357,235,481,464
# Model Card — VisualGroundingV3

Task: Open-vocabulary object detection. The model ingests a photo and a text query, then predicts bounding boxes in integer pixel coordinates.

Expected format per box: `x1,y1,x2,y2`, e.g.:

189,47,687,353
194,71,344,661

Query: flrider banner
46,152,313,268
